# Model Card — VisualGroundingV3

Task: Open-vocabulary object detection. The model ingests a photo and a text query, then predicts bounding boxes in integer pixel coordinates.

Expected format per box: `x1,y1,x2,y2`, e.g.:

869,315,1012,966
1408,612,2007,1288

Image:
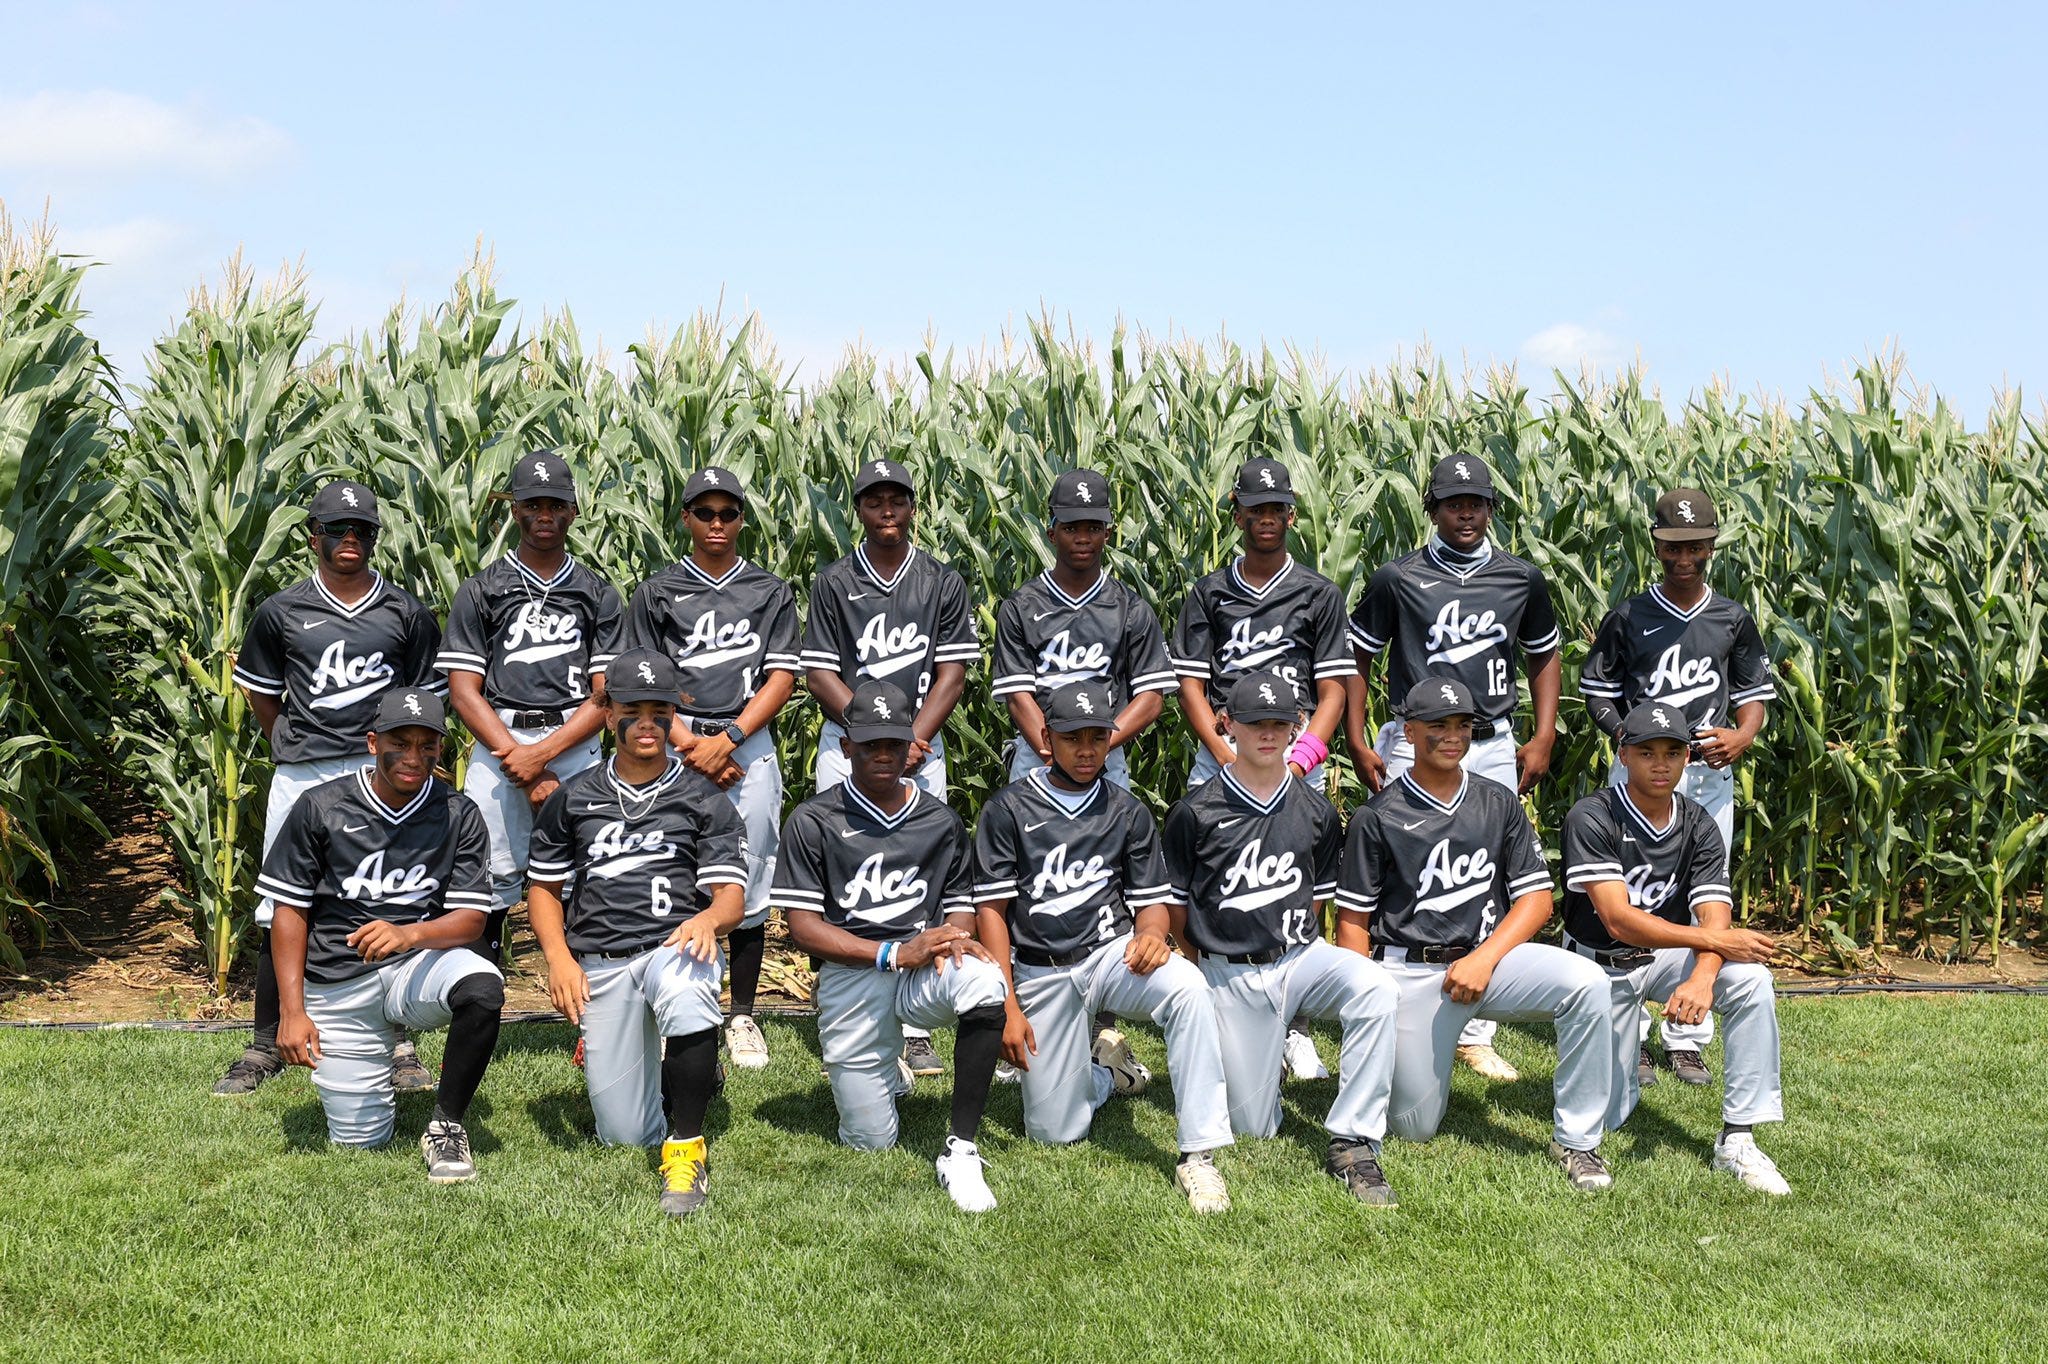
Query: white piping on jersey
354,764,434,824
605,756,685,820
1037,569,1109,612
1649,583,1715,622
1026,767,1104,819
508,552,577,591
1616,785,1680,842
1397,769,1469,815
312,571,387,619
854,543,919,594
1424,536,1494,579
1225,554,1295,601
842,777,920,830
1217,765,1293,815
678,556,750,592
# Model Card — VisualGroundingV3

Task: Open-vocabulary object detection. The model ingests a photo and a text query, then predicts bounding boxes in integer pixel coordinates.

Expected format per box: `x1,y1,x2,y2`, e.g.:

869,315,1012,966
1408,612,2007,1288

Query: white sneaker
1712,1132,1791,1195
420,1119,476,1183
993,1060,1021,1084
1175,1151,1231,1213
724,1015,770,1070
935,1136,997,1212
1090,1028,1150,1095
1283,1028,1330,1080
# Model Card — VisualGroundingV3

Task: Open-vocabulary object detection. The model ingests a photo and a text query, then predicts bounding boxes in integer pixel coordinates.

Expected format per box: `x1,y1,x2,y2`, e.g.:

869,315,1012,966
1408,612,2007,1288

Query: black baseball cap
605,647,683,705
682,466,747,507
371,687,446,735
309,479,382,528
1232,457,1295,508
508,450,576,503
843,679,917,743
1426,455,1496,503
1224,670,1300,723
1048,468,1112,524
1651,488,1719,543
1044,681,1118,731
1397,677,1478,722
1618,702,1694,747
852,457,915,499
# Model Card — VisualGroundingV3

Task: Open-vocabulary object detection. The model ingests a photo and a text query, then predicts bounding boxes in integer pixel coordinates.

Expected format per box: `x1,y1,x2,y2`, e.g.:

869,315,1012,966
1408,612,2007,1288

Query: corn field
3,232,2044,986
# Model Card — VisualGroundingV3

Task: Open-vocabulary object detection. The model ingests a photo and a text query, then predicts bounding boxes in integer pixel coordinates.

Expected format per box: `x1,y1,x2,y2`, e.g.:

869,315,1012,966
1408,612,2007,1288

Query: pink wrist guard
1288,733,1329,771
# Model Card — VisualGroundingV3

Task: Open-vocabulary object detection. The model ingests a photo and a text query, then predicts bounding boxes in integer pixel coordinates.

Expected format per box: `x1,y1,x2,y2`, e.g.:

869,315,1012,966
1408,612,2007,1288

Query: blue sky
3,2,2041,416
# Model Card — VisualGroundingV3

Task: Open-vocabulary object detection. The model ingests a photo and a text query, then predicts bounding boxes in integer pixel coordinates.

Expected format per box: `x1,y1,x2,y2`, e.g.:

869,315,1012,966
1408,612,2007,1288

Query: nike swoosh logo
839,827,861,839
1031,611,1058,622
301,620,322,630
1218,818,1243,829
582,803,607,812
1398,820,1423,831
1641,626,1665,636
1416,579,1443,589
343,824,367,833
1024,820,1048,833
848,592,871,601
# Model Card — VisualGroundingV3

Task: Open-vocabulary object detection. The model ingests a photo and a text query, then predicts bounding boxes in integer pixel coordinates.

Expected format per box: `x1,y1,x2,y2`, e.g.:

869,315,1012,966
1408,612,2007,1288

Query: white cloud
0,90,292,181
1520,321,1628,373
63,215,199,270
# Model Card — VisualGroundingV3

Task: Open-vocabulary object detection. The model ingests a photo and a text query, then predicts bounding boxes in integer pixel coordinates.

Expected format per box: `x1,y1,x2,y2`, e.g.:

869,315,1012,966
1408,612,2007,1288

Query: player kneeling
777,680,1010,1213
973,681,1235,1212
1561,704,1789,1194
1336,679,1616,1191
526,649,749,1218
1162,671,1402,1207
267,688,503,1182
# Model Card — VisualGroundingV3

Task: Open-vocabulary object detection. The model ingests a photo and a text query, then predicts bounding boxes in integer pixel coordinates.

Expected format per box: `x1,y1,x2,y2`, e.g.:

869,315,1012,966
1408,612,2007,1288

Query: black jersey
971,769,1173,958
1335,772,1551,950
1348,540,1561,725
621,558,801,722
1560,787,1732,954
1171,556,1355,711
526,757,748,956
771,781,975,943
1579,585,1775,735
990,571,1176,710
255,768,493,983
436,554,623,712
233,574,444,763
799,545,979,713
1161,767,1343,958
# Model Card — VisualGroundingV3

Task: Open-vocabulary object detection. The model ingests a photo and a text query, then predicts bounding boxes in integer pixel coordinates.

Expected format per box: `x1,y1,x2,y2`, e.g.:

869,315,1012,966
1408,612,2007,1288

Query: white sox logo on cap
873,461,889,477
637,661,657,686
1677,499,1696,522
404,694,422,717
1259,468,1276,487
1454,460,1471,480
1259,682,1278,706
872,695,894,719
1652,707,1670,726
704,469,721,484
1439,683,1459,705
341,488,360,507
532,460,551,483
1076,692,1095,714
1077,482,1093,502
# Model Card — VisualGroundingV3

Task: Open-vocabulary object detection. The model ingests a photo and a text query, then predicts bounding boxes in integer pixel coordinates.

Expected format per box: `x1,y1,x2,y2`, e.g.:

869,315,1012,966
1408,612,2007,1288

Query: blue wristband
875,942,889,971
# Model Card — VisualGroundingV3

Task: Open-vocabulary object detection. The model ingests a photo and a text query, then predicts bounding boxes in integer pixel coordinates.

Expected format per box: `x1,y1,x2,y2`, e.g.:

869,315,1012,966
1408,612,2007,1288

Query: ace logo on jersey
502,601,584,665
1217,618,1293,673
836,853,930,925
674,609,763,671
1218,838,1304,913
339,850,440,905
1035,630,1113,688
586,821,677,880
1415,837,1496,916
1644,643,1722,709
1623,862,1680,911
1422,599,1509,666
307,640,395,710
1027,843,1115,918
854,613,931,681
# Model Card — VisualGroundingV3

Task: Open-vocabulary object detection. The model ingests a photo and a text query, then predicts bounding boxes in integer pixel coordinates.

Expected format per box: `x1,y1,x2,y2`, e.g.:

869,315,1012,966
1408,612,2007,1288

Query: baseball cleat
1712,1133,1791,1195
903,1035,944,1077
659,1136,711,1216
1175,1151,1231,1214
1325,1139,1397,1207
1667,1048,1713,1086
935,1136,997,1213
420,1119,477,1183
1549,1142,1613,1192
725,1015,770,1070
1636,1045,1657,1087
1283,1028,1331,1081
211,1046,284,1097
993,1060,1022,1084
1090,1028,1151,1096
1094,1025,1152,1085
1456,1043,1519,1083
391,1038,437,1093
892,1055,915,1098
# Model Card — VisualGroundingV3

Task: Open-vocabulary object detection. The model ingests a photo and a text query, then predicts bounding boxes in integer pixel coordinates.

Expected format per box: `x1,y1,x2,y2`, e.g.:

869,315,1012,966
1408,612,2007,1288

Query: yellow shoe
659,1137,710,1218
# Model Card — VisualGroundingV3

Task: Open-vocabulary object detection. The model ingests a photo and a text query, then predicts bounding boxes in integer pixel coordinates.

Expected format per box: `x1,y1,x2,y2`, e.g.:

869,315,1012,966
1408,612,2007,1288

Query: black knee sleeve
448,972,505,1015
959,1003,1005,1031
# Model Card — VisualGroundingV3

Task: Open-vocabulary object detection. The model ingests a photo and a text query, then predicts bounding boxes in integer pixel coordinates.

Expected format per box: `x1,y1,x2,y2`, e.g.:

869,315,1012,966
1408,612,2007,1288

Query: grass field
2,996,2043,1363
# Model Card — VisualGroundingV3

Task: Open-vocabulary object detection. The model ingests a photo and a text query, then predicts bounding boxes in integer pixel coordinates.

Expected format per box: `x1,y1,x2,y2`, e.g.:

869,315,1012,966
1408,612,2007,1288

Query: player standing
774,680,1010,1213
1170,457,1356,1083
439,451,621,959
621,466,800,1070
1579,488,1774,1086
526,648,750,1216
265,688,504,1181
1341,453,1562,1086
216,479,445,1097
1161,671,1401,1207
973,681,1235,1213
1336,678,1615,1191
1560,703,1789,1192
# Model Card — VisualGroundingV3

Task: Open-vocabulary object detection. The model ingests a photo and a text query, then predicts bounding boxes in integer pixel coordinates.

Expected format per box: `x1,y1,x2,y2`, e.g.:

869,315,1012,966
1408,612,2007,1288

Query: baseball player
621,466,800,1071
1335,678,1615,1191
1161,670,1401,1207
1580,487,1774,1085
216,479,445,1098
439,450,621,958
773,679,1010,1213
973,680,1235,1213
800,457,979,1079
1170,457,1356,1083
1560,703,1789,1193
265,688,504,1182
526,648,750,1217
1341,453,1563,1086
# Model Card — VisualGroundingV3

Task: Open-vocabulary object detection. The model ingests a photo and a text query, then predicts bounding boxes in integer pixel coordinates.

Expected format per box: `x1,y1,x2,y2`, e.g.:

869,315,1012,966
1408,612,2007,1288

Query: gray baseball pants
814,955,1008,1150
1608,757,1734,1052
683,715,782,929
578,943,727,1148
465,716,602,911
1591,946,1782,1133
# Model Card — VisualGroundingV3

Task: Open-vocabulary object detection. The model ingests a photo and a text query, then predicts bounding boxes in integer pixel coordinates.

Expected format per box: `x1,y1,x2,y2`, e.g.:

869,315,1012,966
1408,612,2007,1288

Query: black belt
1373,943,1476,964
1574,942,1655,970
507,708,569,728
1016,945,1098,968
1472,719,1499,741
585,945,657,960
1203,946,1285,966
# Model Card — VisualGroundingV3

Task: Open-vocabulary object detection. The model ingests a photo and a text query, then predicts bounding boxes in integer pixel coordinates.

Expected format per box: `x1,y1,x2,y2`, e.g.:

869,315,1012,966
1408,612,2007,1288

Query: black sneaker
1549,1141,1614,1191
904,1035,944,1077
212,1046,284,1097
1667,1048,1712,1086
1636,1045,1657,1087
420,1119,477,1182
1325,1139,1397,1207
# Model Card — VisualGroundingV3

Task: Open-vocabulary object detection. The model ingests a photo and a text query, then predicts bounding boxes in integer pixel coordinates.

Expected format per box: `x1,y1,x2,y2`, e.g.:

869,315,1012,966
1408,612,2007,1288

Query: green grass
2,997,2042,1363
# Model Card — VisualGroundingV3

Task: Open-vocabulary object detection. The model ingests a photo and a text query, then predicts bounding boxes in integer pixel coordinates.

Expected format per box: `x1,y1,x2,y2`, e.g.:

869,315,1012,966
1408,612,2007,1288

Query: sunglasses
688,505,743,525
316,521,378,541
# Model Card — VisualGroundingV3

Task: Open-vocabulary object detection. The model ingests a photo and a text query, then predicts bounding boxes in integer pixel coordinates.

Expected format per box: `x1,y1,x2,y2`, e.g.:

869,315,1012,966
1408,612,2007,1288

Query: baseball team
216,448,1789,1217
